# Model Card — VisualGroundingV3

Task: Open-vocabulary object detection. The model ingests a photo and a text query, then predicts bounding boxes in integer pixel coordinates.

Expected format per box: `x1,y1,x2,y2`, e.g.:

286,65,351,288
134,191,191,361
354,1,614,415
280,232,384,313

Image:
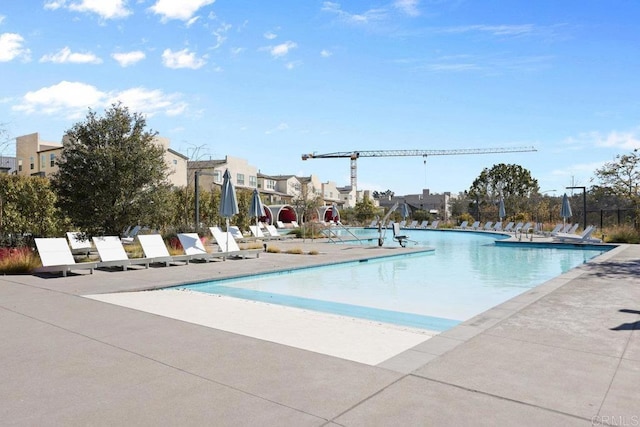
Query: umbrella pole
226,218,230,253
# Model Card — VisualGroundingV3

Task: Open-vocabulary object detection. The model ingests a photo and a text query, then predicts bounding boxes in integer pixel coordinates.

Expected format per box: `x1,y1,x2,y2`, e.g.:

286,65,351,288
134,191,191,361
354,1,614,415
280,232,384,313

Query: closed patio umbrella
400,203,410,220
498,198,506,222
331,204,339,222
561,193,572,227
249,188,265,235
219,169,238,253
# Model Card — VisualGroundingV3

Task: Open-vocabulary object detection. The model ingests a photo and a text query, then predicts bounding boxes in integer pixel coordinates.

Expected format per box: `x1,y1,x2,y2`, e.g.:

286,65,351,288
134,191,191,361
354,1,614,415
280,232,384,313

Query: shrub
308,250,319,255
603,225,640,244
266,246,281,253
285,247,303,254
0,247,41,274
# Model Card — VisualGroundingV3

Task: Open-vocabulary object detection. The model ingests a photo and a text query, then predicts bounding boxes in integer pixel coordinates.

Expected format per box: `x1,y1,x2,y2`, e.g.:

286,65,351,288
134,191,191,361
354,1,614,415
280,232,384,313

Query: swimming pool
176,229,611,331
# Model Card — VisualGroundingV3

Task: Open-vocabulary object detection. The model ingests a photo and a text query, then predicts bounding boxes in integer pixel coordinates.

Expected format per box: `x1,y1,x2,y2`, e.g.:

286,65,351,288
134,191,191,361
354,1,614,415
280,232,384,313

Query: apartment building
188,155,258,191
15,132,188,187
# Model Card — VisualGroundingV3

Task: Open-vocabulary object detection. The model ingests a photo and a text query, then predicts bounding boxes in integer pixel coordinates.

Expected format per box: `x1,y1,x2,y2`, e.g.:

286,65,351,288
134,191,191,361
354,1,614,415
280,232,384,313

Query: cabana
265,204,297,227
319,205,340,223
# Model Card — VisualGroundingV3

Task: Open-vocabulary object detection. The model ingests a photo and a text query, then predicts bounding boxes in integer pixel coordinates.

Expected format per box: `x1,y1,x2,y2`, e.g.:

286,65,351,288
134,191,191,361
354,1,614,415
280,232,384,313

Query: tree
468,163,539,219
593,149,640,209
52,103,171,236
354,194,379,223
372,189,394,200
0,175,64,244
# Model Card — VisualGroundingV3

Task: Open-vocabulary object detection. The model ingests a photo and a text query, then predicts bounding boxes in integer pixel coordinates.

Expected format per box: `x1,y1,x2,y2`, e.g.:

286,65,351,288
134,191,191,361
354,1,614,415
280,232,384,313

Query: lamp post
566,186,587,229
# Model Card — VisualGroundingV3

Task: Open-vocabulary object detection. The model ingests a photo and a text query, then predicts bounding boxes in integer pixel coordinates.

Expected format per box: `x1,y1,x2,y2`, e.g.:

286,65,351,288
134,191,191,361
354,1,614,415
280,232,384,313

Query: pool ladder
321,223,364,245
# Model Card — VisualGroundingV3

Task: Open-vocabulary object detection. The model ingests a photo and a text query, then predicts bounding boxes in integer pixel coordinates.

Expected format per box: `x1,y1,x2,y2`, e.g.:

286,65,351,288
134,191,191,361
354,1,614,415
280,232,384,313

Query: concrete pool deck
1,238,638,425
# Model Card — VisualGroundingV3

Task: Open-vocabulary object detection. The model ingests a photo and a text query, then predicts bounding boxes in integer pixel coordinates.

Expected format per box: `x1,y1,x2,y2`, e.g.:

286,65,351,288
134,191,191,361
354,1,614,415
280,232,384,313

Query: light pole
566,186,587,229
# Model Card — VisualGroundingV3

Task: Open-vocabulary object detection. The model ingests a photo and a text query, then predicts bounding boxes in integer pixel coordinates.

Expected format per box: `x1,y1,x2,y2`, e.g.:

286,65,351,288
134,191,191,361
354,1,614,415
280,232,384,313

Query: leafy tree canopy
593,149,640,209
52,103,171,236
468,163,539,215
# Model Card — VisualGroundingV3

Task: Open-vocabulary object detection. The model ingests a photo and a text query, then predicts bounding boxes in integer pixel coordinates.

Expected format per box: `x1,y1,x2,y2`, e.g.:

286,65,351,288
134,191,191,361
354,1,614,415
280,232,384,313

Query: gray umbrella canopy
249,188,265,234
219,169,239,218
331,204,339,221
400,203,410,219
249,188,265,219
561,193,572,226
219,169,238,252
498,198,506,221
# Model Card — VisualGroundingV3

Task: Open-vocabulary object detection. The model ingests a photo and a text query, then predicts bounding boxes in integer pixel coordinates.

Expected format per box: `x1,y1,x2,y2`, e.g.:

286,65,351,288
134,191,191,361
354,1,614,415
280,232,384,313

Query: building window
30,157,34,170
266,180,275,190
18,159,22,172
41,155,46,169
249,175,257,187
237,173,245,185
172,159,177,165
50,153,55,167
213,170,221,183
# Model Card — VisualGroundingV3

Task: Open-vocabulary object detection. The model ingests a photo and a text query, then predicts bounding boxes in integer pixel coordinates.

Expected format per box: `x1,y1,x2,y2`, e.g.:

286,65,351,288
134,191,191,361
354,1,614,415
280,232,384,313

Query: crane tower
301,147,536,192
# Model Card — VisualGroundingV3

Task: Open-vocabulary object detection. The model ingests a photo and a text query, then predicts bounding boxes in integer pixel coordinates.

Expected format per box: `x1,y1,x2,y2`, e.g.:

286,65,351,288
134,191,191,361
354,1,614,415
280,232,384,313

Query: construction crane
301,147,537,191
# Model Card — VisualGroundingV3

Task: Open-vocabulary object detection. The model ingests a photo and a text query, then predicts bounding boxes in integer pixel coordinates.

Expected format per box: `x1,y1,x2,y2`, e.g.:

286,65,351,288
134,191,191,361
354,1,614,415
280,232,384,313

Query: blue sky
1,1,639,196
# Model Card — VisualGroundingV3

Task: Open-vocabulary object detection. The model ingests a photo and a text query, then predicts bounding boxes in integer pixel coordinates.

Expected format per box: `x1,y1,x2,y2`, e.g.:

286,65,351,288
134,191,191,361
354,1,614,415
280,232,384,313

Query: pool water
177,229,610,331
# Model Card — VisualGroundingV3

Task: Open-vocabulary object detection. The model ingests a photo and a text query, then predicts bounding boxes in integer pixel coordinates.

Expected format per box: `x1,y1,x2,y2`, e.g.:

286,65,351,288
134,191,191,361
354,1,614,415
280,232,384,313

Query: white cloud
285,61,301,70
264,31,277,40
161,48,206,69
0,33,31,62
230,47,245,56
269,41,297,58
111,50,146,67
212,22,231,49
394,0,420,17
106,87,187,116
45,0,131,19
265,123,289,134
321,2,387,25
40,46,102,64
565,129,640,151
320,49,332,58
440,24,535,37
13,81,104,117
12,81,188,119
150,0,215,22
0,15,5,24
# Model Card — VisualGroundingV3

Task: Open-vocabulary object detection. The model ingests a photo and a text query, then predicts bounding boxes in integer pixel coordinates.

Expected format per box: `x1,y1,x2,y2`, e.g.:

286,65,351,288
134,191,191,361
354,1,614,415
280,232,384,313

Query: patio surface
1,235,638,426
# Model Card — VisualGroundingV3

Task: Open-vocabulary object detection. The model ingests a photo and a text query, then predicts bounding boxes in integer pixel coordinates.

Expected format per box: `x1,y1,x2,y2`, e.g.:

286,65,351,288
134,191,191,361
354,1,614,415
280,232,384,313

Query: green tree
0,175,64,243
593,149,640,210
468,163,539,220
52,103,171,236
354,194,379,223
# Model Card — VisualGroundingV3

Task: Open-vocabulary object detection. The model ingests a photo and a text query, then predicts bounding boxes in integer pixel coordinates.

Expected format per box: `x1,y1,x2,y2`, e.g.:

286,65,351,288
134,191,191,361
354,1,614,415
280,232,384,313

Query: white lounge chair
209,227,261,259
34,238,97,277
177,233,223,262
66,231,93,256
456,220,468,230
228,226,245,241
470,221,481,230
137,234,190,266
249,224,265,238
482,221,493,230
502,222,515,232
121,225,141,245
265,224,295,240
407,220,418,228
93,236,153,270
430,220,440,229
418,220,429,229
398,220,407,229
553,225,601,243
291,221,300,228
493,222,503,231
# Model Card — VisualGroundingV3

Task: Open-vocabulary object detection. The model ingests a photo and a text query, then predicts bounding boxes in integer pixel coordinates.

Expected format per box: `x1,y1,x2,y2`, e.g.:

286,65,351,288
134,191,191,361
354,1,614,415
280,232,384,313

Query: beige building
14,132,187,187
188,155,258,191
